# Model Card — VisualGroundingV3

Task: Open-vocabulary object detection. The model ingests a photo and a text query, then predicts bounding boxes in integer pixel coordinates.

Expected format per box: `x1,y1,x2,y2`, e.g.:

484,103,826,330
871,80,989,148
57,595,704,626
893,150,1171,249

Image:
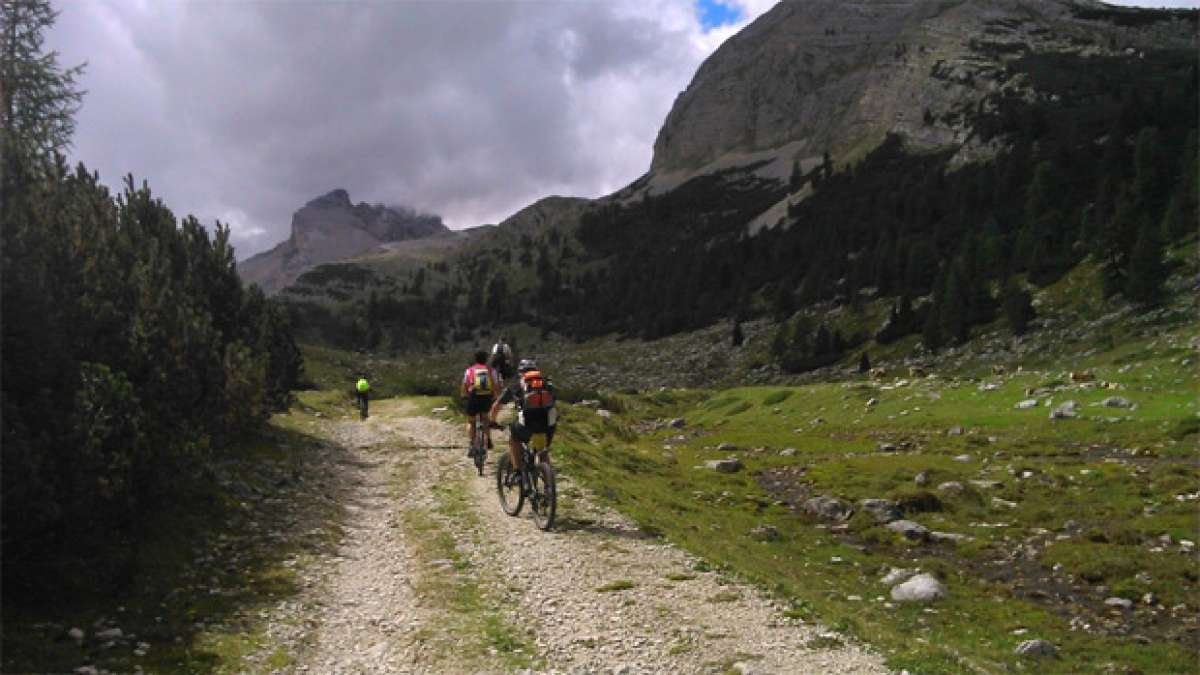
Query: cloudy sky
50,0,1197,258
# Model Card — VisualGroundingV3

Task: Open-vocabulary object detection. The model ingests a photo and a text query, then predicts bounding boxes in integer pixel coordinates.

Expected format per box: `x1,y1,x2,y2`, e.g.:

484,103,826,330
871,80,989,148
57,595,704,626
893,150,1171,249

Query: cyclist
488,336,515,385
355,375,370,419
461,350,500,457
488,358,557,473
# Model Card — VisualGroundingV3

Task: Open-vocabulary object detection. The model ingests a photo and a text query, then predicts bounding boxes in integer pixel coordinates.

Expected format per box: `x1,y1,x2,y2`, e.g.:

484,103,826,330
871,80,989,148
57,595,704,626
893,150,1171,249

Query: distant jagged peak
305,188,353,209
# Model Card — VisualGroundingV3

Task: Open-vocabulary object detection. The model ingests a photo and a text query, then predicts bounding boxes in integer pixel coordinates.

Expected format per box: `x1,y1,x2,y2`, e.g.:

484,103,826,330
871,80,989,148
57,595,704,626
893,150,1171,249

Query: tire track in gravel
388,405,887,675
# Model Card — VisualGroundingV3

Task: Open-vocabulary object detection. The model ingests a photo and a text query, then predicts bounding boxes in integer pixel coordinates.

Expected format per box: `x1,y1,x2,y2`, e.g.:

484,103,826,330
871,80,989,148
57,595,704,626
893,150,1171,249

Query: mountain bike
468,413,488,476
492,423,556,531
357,392,369,420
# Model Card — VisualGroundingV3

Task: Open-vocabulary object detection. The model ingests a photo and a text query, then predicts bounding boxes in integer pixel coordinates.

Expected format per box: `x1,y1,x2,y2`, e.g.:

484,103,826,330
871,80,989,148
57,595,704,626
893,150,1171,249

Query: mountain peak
306,188,353,209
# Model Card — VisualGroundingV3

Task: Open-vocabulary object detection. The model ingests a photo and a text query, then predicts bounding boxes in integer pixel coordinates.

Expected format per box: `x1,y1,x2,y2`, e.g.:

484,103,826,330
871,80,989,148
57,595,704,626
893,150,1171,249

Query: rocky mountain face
647,0,1196,193
239,189,447,294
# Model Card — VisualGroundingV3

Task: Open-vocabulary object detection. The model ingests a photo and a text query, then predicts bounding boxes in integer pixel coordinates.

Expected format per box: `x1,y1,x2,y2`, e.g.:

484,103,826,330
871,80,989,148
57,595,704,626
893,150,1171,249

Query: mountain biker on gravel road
355,375,370,419
461,351,500,456
488,336,516,385
488,358,557,472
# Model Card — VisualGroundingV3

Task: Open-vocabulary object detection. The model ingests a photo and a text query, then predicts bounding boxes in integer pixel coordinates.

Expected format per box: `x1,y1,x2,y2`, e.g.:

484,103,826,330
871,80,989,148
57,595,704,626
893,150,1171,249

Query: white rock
68,627,85,642
1014,399,1038,409
890,574,946,602
705,458,742,473
1014,639,1058,657
881,568,917,586
597,409,613,419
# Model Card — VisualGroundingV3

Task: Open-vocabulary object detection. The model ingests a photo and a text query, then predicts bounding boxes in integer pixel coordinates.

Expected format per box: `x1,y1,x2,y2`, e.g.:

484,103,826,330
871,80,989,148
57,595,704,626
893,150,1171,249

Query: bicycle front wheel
496,454,524,516
530,462,557,531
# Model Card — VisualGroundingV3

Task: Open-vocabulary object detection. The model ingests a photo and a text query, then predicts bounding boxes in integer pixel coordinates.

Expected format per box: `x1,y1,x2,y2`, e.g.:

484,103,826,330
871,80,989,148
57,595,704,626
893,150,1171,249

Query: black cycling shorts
465,394,492,416
511,420,555,446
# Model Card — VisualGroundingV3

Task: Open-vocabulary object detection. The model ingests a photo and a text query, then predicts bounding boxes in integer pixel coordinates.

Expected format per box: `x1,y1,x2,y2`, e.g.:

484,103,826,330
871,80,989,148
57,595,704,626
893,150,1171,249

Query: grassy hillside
549,321,1197,673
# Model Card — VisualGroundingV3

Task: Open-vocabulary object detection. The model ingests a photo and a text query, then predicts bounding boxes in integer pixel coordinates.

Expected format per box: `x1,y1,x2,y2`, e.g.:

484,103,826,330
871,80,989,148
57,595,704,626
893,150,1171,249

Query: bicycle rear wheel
496,454,524,516
530,462,556,531
473,416,486,476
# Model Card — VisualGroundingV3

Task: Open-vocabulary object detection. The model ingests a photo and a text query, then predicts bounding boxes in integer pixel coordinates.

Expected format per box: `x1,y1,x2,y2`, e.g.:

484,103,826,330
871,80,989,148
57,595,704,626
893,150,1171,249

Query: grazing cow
1070,369,1095,383
909,366,928,378
869,367,887,380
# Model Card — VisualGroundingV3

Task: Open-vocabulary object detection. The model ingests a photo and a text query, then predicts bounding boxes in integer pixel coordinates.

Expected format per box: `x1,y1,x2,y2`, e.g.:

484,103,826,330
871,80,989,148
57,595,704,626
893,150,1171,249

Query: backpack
520,371,554,410
491,343,510,370
466,365,494,396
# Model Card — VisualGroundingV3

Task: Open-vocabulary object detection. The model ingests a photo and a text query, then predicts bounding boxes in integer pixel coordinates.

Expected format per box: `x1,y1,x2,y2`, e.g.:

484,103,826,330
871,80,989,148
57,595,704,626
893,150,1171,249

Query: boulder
890,573,946,602
947,425,965,436
886,519,930,541
717,442,737,452
880,567,917,586
1104,597,1134,610
668,418,687,428
597,409,613,419
877,442,898,452
938,481,965,494
914,470,930,486
95,627,123,640
970,480,1003,490
1050,401,1080,420
1014,399,1038,409
705,458,742,473
780,448,798,457
1014,639,1058,657
930,531,970,543
1101,396,1132,408
67,627,85,643
859,499,902,523
803,496,854,522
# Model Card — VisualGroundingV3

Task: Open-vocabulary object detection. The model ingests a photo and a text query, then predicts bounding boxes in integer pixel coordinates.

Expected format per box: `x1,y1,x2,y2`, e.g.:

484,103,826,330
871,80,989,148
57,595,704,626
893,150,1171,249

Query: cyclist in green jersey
356,376,370,419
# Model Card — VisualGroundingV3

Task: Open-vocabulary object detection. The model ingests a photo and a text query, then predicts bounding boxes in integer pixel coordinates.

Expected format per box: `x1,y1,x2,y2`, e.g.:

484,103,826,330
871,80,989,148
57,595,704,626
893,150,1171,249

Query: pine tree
0,0,86,169
1001,277,1034,335
939,266,968,345
858,351,871,374
1125,225,1167,306
731,319,744,347
922,301,943,353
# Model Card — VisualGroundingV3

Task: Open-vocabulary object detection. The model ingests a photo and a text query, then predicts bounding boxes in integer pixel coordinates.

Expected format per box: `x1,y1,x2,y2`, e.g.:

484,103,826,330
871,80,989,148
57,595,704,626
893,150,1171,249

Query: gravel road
257,399,885,674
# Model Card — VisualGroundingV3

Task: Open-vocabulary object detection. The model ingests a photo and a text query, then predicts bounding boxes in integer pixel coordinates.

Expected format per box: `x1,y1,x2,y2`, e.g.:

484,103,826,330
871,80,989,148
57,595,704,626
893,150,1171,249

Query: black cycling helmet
517,358,537,373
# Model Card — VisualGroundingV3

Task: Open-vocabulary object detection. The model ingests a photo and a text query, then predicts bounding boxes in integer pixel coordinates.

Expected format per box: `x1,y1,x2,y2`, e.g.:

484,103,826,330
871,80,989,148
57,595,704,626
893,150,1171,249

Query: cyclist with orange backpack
489,358,557,472
461,350,500,457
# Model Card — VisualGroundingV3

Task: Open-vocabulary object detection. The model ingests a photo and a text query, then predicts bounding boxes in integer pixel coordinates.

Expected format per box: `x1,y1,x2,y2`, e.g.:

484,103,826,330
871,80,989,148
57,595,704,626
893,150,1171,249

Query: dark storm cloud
49,0,769,257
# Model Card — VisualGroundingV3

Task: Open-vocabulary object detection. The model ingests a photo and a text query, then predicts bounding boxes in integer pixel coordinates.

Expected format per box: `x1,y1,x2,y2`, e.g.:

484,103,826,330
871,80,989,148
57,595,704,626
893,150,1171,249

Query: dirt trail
263,400,884,674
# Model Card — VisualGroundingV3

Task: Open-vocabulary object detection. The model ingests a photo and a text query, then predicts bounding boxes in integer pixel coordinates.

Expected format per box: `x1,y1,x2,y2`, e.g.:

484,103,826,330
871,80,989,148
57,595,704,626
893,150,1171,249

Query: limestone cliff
239,189,447,294
647,0,1196,193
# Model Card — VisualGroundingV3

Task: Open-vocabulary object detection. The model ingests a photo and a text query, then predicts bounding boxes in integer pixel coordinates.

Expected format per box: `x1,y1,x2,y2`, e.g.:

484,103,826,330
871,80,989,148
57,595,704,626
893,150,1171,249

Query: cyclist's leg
508,422,525,471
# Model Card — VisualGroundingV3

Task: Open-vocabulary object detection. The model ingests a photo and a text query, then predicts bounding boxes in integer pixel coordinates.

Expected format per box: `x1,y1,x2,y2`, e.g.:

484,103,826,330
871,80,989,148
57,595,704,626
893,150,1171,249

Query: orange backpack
521,371,554,410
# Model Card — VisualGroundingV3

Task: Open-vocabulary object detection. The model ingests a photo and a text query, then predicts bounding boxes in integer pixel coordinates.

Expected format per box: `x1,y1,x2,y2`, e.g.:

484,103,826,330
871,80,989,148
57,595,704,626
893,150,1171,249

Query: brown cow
1070,369,1095,383
869,367,887,380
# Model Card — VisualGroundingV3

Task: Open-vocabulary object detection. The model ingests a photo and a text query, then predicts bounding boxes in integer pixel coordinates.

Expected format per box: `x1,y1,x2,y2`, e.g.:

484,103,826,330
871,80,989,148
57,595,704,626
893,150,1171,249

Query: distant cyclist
488,336,516,384
489,359,557,472
461,351,500,457
355,375,370,419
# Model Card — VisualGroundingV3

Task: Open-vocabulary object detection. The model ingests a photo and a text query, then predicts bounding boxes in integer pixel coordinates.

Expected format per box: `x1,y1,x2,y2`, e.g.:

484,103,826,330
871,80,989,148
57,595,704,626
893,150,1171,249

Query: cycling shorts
465,394,492,416
511,420,555,446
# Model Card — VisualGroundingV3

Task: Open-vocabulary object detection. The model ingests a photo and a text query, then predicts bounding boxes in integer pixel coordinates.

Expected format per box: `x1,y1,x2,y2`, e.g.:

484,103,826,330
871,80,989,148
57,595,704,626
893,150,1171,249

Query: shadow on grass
2,418,362,674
